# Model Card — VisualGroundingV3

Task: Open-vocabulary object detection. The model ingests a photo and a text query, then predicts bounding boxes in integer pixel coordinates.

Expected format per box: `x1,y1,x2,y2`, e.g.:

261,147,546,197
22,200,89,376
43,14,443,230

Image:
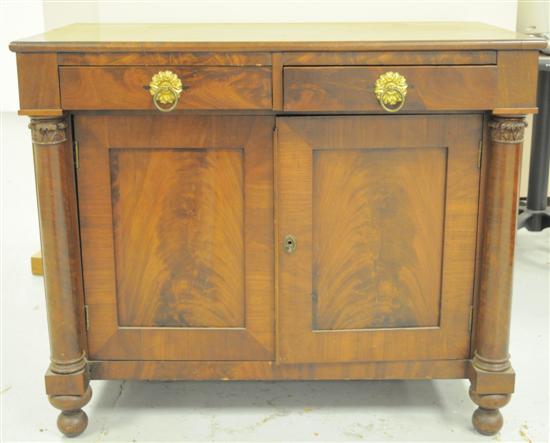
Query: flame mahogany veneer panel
110,148,245,328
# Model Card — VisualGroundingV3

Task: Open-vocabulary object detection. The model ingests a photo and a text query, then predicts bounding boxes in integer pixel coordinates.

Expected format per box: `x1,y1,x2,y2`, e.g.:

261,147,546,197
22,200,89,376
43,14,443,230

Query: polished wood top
10,22,546,52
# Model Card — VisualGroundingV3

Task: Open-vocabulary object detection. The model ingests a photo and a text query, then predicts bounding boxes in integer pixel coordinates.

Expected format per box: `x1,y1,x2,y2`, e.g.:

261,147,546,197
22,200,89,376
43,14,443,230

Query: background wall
1,0,546,195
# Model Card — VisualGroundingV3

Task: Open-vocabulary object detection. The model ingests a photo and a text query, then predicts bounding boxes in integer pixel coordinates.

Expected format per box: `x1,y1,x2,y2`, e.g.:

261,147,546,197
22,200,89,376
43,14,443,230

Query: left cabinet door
76,115,274,360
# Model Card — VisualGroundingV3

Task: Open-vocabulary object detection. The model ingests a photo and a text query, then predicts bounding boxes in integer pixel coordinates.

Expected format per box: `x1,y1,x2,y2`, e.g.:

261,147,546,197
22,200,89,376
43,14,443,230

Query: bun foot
469,388,511,436
49,386,92,437
472,407,503,435
57,410,88,437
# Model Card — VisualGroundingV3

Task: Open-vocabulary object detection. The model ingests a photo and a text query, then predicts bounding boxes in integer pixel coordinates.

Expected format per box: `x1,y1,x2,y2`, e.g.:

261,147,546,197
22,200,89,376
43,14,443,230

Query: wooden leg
469,116,526,435
29,117,90,435
49,386,92,437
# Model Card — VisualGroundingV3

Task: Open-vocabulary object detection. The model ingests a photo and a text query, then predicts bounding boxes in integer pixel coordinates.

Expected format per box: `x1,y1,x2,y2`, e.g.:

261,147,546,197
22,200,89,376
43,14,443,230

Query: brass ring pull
153,87,180,113
374,71,408,113
378,87,405,113
149,70,183,113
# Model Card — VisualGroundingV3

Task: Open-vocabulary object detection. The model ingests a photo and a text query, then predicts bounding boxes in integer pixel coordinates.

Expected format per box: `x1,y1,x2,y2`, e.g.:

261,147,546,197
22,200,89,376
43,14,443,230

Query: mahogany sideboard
10,23,546,438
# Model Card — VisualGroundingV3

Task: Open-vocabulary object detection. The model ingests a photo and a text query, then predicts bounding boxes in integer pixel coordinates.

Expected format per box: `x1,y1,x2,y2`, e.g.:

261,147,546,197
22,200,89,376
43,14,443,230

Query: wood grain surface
284,65,497,112
467,117,526,437
312,147,445,330
77,115,274,361
60,66,272,110
472,117,525,376
111,148,245,328
281,50,497,66
89,359,469,381
16,53,60,110
495,51,540,112
277,114,482,363
29,117,90,407
10,22,546,52
58,51,271,66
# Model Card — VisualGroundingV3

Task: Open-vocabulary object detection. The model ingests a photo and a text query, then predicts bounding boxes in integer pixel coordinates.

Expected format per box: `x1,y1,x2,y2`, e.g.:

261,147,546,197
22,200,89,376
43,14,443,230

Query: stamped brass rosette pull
149,70,183,112
374,71,408,113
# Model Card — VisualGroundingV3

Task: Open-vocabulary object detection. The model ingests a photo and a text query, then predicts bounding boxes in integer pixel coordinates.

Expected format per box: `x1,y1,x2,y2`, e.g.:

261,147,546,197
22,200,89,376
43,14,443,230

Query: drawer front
60,66,272,110
284,65,497,112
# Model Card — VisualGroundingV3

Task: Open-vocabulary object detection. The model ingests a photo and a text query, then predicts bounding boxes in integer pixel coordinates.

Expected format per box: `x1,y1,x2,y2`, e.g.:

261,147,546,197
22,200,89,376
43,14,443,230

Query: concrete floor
1,112,548,442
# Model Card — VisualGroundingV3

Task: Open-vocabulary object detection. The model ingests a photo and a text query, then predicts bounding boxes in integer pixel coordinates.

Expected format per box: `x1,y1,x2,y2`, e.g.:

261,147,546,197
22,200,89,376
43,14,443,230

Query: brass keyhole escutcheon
283,234,297,254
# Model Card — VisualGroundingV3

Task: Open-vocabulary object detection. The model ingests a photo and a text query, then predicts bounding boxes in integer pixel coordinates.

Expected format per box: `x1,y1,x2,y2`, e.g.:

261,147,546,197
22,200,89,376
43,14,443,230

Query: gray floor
1,112,548,442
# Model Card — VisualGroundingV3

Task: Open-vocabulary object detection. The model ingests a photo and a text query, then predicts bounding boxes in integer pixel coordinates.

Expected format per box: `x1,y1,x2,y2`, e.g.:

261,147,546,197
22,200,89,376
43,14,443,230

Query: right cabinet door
277,115,482,363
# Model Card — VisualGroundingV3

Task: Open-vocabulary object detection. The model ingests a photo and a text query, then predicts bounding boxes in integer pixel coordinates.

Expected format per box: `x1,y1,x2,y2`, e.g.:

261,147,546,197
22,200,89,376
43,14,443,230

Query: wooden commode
9,22,545,437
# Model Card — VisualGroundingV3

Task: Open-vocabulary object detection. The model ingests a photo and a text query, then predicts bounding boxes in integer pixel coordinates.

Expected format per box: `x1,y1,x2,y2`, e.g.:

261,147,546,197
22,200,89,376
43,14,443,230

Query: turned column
30,117,92,437
469,116,526,435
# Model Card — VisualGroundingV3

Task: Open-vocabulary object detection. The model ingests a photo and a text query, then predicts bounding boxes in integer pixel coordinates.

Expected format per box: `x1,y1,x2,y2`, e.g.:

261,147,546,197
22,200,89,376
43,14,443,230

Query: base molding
89,358,469,381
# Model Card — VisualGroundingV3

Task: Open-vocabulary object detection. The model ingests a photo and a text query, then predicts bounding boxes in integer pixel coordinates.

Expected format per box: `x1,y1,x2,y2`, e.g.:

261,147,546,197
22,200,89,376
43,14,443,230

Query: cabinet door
77,115,273,360
277,115,482,363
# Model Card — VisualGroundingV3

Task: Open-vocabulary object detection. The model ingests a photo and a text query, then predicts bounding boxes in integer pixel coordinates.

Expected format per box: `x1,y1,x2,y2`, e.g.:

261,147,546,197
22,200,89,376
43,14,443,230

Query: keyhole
284,235,296,254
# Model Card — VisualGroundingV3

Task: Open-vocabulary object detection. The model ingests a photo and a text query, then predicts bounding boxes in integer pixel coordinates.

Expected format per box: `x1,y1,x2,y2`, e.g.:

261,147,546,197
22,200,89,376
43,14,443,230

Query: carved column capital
489,117,527,144
29,118,67,145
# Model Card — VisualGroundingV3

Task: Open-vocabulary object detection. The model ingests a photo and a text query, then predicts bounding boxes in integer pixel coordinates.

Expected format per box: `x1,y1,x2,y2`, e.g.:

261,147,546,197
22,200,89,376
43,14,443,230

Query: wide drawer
284,65,497,112
60,66,272,110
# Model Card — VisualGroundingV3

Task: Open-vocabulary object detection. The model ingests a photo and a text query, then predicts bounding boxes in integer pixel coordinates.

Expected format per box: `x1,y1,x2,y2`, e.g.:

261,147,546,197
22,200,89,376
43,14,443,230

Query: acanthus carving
489,118,527,144
29,118,67,145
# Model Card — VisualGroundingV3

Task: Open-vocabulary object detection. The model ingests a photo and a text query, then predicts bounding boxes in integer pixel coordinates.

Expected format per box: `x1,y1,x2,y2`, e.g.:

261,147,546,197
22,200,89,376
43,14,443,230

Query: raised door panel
277,115,482,363
111,148,245,328
312,147,445,330
77,115,274,360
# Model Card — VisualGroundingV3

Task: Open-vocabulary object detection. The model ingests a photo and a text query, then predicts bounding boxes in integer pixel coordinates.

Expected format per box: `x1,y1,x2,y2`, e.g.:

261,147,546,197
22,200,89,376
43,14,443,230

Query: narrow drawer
60,66,272,110
284,66,497,112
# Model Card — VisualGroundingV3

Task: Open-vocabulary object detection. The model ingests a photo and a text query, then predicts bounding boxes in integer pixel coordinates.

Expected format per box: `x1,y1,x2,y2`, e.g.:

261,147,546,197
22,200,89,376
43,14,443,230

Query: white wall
43,1,98,30
92,1,517,27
